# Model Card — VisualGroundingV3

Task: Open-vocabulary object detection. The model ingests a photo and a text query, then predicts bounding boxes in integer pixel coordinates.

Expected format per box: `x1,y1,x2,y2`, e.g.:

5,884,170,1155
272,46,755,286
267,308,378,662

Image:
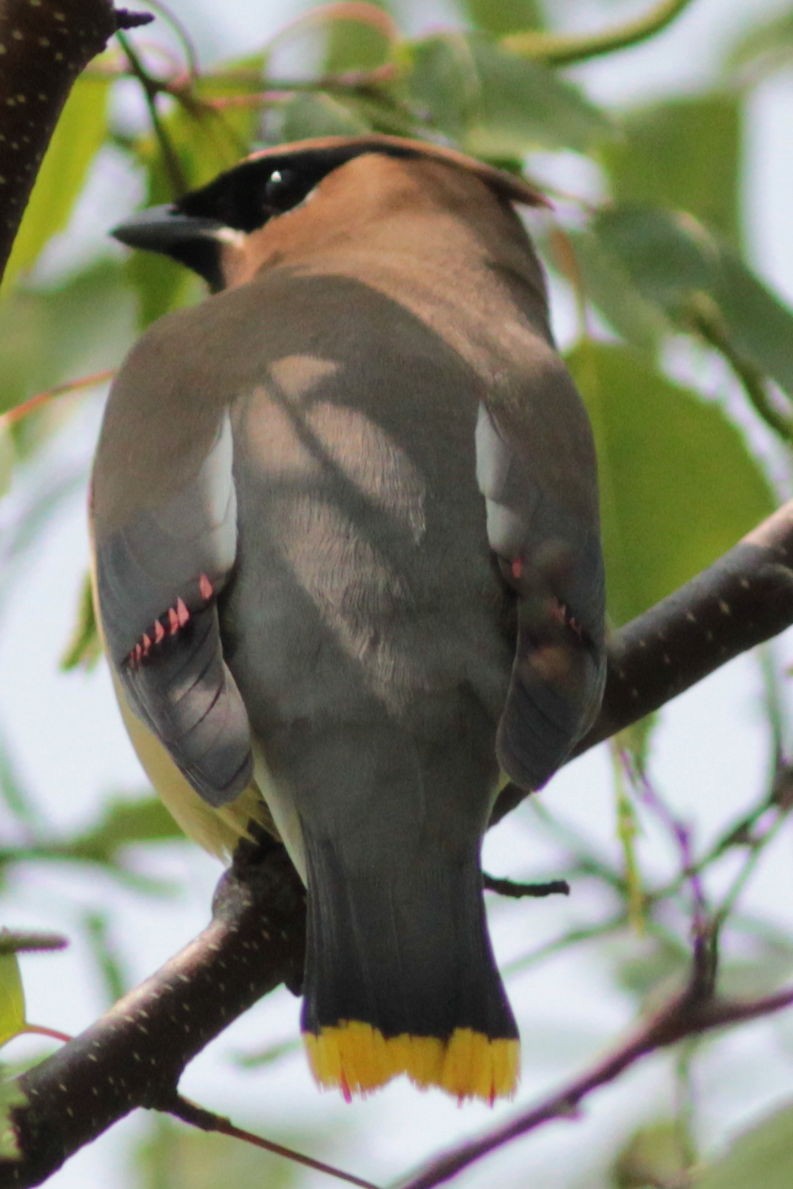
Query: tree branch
4,500,793,1186
397,978,793,1189
2,838,305,1188
0,0,150,283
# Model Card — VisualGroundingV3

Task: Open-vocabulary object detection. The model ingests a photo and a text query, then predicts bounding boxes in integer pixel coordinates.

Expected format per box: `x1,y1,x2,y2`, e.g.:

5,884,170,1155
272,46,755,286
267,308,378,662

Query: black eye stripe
177,143,426,234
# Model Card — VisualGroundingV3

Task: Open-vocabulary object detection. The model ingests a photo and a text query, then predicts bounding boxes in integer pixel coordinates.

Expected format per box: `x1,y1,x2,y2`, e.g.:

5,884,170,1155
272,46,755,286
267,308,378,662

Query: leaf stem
504,0,697,65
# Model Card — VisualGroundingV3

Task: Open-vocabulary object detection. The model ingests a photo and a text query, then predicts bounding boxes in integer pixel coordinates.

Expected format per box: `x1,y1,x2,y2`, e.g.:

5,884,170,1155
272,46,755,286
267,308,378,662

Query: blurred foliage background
3,0,793,1186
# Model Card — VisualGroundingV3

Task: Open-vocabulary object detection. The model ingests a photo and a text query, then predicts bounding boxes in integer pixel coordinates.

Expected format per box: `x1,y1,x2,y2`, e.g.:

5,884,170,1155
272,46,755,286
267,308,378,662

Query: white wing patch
475,402,537,560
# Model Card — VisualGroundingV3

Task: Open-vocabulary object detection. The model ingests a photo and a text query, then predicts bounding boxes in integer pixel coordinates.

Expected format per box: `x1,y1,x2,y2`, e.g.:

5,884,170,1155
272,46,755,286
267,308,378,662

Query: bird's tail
300,829,519,1103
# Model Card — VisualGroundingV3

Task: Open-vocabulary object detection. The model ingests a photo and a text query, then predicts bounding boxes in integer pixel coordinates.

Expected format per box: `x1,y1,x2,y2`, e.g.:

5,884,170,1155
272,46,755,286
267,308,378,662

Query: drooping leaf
0,260,132,417
406,33,611,157
459,0,543,37
608,930,690,1002
613,1118,693,1188
68,796,181,863
695,1104,793,1189
0,950,25,1049
320,3,398,74
4,77,111,288
726,9,793,77
568,228,669,352
593,207,793,401
61,573,101,672
568,342,775,625
274,92,371,142
601,93,743,243
170,53,271,176
138,1116,301,1189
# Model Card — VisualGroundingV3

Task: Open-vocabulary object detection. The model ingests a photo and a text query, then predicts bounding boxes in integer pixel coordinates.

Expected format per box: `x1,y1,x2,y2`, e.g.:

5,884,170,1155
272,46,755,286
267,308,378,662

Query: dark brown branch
591,499,793,744
2,839,305,1188
0,0,149,282
5,502,793,1185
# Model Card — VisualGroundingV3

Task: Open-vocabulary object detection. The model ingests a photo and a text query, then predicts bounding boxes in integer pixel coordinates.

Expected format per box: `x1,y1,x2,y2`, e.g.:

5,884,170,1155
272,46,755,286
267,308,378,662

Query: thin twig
116,29,187,196
397,981,793,1189
483,875,569,899
0,369,114,430
143,0,201,79
165,1094,380,1189
0,931,67,955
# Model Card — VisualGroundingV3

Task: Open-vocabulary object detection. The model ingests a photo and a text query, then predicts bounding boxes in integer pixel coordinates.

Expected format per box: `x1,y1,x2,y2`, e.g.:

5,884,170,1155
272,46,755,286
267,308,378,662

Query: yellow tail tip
304,1022,520,1103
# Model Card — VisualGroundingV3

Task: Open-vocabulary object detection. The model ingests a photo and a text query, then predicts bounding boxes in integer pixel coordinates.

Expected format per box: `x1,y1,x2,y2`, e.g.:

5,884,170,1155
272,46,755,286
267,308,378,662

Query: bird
90,134,606,1104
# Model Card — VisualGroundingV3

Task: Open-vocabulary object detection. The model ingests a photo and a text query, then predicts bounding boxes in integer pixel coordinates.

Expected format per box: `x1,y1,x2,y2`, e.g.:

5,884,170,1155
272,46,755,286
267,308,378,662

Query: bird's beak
111,205,225,253
111,205,230,288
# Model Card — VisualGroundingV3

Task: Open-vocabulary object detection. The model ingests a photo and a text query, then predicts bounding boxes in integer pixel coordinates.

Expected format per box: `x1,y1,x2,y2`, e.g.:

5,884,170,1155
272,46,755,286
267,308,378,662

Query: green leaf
594,207,793,402
406,33,611,156
601,93,742,243
614,714,659,772
609,931,689,1001
61,574,101,672
68,796,181,863
173,53,270,176
137,1116,301,1189
568,228,668,352
726,10,793,76
131,53,269,206
321,7,396,74
0,260,133,417
568,342,775,625
124,252,198,331
0,950,25,1049
405,34,476,142
695,1104,793,1189
595,206,716,307
716,253,793,405
459,0,543,36
274,92,371,142
613,1119,693,1188
4,77,111,288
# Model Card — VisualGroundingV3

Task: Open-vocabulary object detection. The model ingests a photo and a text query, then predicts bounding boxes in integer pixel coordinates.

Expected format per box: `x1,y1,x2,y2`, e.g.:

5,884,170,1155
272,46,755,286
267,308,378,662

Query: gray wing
93,413,252,806
476,395,606,791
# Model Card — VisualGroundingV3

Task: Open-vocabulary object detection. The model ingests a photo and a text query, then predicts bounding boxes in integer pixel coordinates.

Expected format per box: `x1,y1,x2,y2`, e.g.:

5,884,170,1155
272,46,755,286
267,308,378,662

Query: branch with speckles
2,839,306,1189
0,0,150,283
4,501,793,1187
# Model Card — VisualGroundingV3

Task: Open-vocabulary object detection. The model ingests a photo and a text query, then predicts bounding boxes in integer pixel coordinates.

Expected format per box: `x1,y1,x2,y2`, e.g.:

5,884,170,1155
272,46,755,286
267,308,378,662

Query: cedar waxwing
90,135,606,1103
